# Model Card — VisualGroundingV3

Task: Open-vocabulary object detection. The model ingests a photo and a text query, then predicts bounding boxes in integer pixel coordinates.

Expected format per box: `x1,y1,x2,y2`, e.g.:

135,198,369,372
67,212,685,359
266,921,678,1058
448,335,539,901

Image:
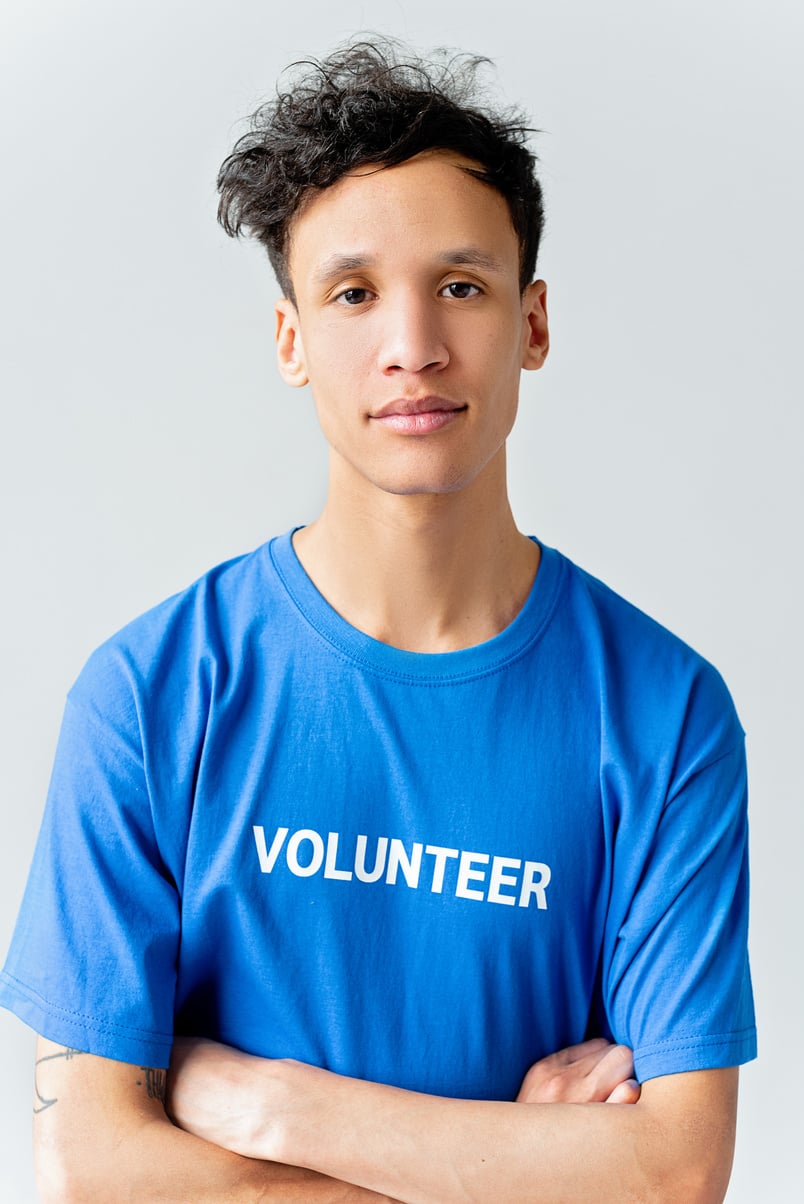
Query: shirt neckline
267,529,564,684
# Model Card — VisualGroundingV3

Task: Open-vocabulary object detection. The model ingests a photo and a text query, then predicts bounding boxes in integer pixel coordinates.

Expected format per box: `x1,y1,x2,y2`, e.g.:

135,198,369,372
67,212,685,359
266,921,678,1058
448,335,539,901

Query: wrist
267,1058,335,1169
234,1052,300,1164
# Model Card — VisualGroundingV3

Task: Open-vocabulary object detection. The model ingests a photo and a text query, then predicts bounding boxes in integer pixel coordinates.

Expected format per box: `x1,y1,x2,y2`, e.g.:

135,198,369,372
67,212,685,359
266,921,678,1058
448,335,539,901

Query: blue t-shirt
0,534,756,1096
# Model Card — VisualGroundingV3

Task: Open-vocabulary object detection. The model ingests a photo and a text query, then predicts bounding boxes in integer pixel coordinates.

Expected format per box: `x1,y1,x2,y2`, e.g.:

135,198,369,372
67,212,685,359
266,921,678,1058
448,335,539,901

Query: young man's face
275,150,549,501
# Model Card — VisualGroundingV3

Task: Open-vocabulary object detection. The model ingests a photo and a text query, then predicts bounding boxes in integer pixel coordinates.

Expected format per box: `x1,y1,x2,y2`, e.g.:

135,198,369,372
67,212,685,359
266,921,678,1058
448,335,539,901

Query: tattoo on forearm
33,1047,84,1114
136,1067,167,1103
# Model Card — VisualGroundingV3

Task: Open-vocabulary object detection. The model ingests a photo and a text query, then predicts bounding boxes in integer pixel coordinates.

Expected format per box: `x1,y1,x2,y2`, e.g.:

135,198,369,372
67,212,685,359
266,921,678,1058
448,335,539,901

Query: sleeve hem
0,971,173,1068
633,1027,757,1082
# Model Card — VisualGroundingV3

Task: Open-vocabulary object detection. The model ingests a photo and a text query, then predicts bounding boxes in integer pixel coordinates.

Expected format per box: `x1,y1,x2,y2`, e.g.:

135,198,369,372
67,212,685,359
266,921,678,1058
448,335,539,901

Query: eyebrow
312,254,375,286
311,246,507,287
436,248,506,273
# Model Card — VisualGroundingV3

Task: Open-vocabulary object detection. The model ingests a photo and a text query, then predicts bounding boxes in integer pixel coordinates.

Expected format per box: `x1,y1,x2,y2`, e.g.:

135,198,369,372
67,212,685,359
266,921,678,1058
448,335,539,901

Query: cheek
455,307,522,367
304,323,376,392
470,332,523,412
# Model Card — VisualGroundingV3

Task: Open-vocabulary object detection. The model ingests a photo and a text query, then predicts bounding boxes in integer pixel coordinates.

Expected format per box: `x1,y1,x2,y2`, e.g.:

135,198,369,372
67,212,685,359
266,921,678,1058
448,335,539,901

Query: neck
293,449,540,653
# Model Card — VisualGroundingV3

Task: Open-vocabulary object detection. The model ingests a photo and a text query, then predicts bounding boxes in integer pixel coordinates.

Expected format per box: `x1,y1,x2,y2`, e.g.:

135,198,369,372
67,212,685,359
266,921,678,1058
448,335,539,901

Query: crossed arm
34,1034,737,1203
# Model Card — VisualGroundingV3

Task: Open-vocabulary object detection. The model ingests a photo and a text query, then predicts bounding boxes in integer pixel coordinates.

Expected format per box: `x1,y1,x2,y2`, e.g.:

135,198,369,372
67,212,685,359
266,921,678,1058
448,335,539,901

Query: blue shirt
0,534,756,1094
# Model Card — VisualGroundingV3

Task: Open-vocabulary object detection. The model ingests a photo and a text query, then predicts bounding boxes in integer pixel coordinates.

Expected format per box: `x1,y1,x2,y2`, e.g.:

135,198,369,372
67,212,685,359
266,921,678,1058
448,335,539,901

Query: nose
377,292,449,375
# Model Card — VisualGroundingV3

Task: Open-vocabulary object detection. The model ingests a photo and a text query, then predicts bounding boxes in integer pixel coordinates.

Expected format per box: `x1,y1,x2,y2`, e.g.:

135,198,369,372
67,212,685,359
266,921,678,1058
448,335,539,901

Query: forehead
286,151,519,287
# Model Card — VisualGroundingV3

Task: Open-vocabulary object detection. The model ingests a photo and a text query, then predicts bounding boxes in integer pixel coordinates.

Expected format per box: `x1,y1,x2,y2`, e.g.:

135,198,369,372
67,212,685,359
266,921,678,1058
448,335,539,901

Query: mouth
369,395,467,435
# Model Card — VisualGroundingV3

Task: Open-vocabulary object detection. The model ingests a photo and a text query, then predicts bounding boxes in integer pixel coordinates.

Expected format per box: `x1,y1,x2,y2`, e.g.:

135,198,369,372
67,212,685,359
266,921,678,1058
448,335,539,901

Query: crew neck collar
267,529,564,684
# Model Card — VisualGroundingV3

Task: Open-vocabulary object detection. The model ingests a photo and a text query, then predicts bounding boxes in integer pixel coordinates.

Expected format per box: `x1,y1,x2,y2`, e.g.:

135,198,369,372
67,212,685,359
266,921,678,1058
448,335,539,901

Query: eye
441,281,481,300
335,287,372,306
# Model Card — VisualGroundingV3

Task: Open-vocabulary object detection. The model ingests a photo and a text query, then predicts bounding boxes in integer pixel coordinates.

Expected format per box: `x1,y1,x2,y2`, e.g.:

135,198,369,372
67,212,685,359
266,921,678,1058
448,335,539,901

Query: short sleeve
0,670,180,1067
602,672,756,1082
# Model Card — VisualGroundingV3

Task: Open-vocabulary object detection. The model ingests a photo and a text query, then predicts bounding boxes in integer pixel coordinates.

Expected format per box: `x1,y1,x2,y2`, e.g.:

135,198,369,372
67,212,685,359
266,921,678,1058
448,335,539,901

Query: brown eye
337,288,370,305
442,282,481,299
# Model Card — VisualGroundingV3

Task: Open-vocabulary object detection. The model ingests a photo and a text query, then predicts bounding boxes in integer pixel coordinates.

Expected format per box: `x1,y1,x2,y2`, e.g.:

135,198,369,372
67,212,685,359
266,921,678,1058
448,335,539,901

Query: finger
532,1043,635,1103
516,1040,612,1099
585,1044,636,1102
545,1040,626,1085
542,1037,613,1068
605,1078,641,1105
517,1042,636,1104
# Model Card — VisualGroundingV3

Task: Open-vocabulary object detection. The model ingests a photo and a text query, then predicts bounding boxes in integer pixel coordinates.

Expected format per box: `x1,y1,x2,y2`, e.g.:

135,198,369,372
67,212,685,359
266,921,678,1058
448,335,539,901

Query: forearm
202,1058,736,1204
278,1066,728,1204
34,1041,395,1204
39,1116,390,1204
40,1117,395,1204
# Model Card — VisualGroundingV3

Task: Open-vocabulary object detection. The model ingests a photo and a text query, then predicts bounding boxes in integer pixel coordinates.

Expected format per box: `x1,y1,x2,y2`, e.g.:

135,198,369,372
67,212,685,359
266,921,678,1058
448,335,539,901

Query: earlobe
521,279,549,371
275,299,309,387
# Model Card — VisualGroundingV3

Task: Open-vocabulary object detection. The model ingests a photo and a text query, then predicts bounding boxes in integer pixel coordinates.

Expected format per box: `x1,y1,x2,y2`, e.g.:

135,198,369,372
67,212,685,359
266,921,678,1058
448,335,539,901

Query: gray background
1,0,801,1198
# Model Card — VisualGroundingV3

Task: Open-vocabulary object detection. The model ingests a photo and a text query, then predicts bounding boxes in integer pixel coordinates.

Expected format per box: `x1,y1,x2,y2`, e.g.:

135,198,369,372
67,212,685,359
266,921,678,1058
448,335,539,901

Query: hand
516,1038,641,1105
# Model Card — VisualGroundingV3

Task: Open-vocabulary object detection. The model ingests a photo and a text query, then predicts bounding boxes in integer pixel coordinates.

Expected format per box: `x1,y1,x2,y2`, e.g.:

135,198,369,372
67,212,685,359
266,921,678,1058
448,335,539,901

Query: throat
292,519,540,654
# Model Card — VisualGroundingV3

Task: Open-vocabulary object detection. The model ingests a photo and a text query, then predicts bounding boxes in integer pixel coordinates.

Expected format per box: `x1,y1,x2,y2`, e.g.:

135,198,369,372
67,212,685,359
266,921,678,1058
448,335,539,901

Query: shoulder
68,537,288,723
547,547,743,763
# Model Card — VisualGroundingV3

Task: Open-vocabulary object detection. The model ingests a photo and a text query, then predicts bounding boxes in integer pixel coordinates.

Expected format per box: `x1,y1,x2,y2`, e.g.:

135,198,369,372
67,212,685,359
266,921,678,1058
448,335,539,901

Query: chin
376,473,481,498
334,443,501,500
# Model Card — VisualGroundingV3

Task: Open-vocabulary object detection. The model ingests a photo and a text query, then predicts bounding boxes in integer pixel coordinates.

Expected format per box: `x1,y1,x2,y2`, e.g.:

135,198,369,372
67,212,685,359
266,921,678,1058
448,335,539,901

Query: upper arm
34,1035,170,1201
638,1067,739,1203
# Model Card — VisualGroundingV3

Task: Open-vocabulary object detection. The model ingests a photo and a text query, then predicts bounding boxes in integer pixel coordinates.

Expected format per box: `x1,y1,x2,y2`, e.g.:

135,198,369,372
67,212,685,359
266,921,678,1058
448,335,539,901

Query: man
1,38,755,1202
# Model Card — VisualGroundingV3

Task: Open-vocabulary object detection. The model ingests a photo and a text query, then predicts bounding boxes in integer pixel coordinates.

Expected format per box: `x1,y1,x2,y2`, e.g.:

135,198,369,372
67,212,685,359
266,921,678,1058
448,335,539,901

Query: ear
521,279,549,371
275,298,309,387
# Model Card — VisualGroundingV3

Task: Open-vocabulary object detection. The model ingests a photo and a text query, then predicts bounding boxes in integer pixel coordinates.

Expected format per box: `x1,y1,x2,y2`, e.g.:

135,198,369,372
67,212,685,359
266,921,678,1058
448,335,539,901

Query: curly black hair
217,38,544,300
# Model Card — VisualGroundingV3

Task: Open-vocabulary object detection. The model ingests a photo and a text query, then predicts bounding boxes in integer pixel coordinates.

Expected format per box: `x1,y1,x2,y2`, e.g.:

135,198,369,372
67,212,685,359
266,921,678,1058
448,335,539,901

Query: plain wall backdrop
1,0,801,1198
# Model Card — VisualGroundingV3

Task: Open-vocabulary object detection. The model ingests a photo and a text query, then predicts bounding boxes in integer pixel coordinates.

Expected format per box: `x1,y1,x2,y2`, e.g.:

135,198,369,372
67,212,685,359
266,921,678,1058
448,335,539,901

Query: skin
34,1035,640,1203
33,151,740,1202
276,151,548,502
275,150,549,653
166,1043,737,1204
34,1039,398,1203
